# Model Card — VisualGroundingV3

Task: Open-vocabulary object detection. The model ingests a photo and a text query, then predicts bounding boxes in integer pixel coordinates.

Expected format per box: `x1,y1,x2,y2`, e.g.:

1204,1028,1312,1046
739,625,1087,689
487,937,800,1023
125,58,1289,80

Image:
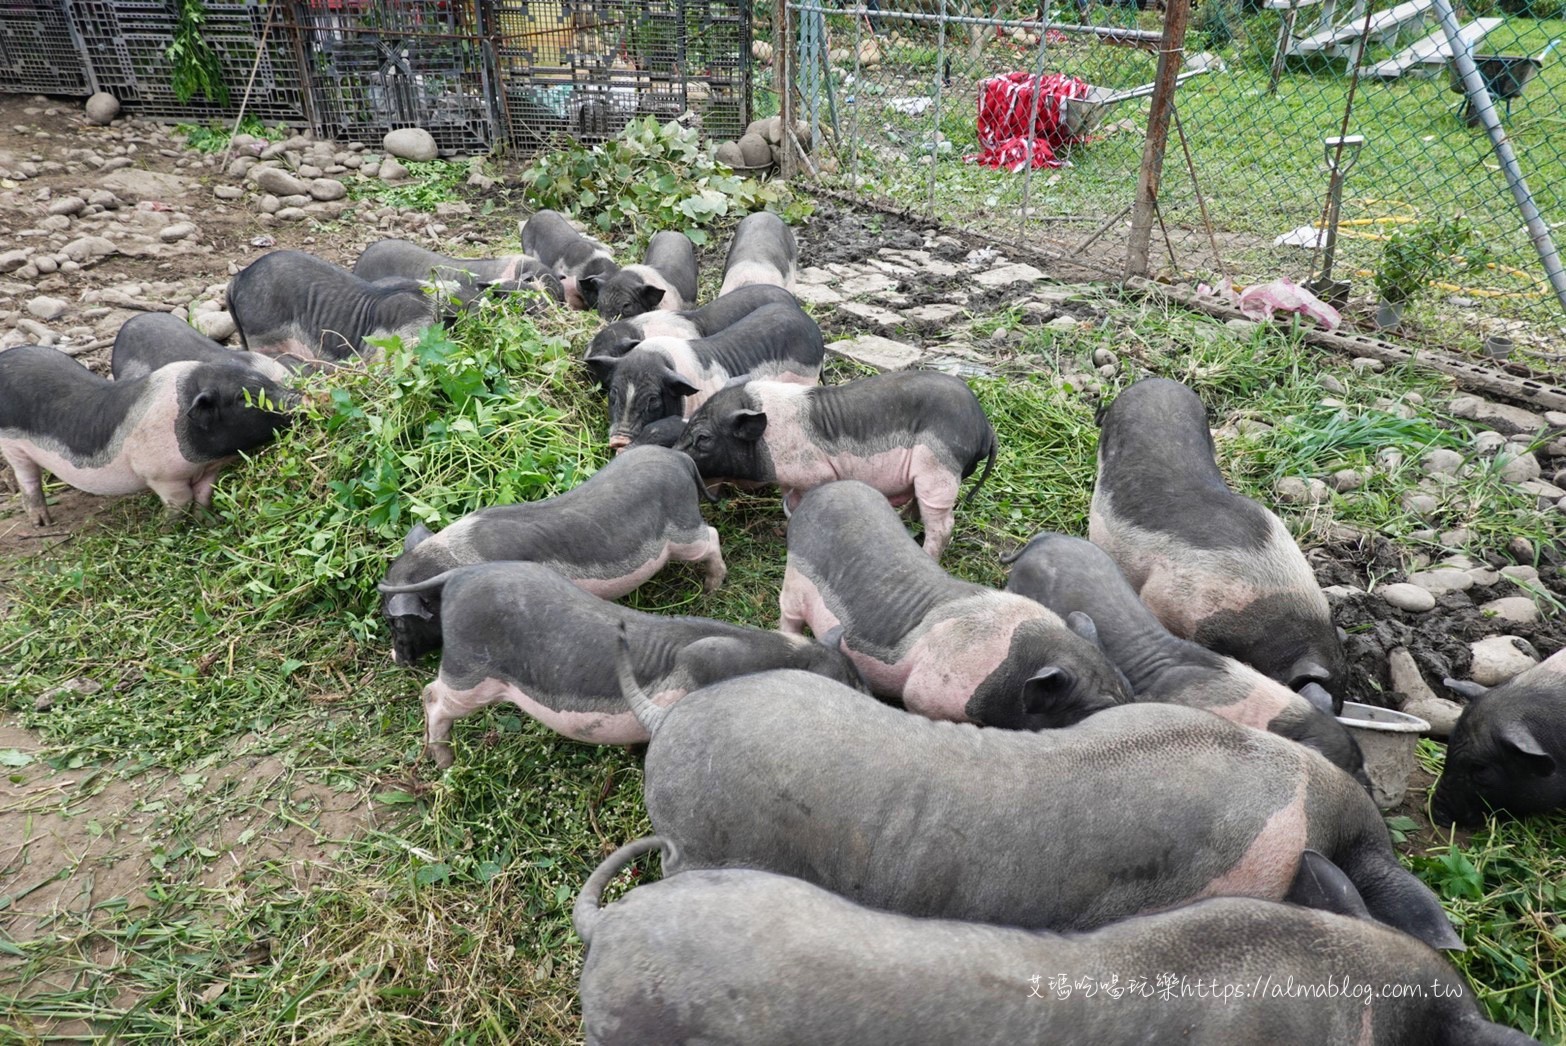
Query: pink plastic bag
1200,278,1341,332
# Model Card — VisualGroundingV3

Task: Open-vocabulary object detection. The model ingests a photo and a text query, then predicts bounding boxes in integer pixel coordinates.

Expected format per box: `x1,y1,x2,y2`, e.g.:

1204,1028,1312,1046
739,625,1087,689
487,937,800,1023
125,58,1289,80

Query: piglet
593,231,698,322
376,445,726,665
575,841,1531,1046
718,211,797,295
1091,377,1347,711
586,284,797,364
111,312,295,385
617,666,1463,950
1432,647,1566,826
520,209,619,310
352,238,565,305
778,481,1129,728
0,345,291,524
675,371,997,560
587,301,824,452
397,561,863,767
1003,533,1366,780
228,250,438,363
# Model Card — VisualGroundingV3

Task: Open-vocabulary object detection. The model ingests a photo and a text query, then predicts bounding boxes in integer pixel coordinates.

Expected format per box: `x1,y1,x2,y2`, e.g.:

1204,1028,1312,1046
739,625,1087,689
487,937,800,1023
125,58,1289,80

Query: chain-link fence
774,0,1566,350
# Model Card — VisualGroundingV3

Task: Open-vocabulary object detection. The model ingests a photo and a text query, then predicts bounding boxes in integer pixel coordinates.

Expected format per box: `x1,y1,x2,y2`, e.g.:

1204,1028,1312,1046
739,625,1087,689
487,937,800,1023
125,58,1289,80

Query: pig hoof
425,742,455,770
29,507,52,526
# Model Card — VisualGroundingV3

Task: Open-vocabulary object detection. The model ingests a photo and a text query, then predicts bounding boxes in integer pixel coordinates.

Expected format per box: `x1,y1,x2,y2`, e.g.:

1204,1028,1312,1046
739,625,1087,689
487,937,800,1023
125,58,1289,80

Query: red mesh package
967,71,1092,171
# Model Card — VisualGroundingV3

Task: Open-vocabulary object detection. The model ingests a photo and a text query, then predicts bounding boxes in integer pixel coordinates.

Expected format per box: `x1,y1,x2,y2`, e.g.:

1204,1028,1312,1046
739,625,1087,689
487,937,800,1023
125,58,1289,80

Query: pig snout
608,434,632,453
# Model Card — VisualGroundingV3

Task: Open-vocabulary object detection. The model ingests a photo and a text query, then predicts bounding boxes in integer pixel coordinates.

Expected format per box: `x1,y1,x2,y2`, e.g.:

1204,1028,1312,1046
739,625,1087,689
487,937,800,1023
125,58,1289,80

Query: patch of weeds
520,117,811,247
175,115,285,154
969,306,1025,338
349,159,476,213
1413,819,1566,1039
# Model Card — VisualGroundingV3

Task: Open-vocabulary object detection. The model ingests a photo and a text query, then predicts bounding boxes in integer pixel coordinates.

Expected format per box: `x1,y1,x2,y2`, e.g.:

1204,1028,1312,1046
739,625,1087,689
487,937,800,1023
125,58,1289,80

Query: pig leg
911,467,960,561
2,450,52,526
190,461,230,510
685,525,728,593
778,561,839,638
422,676,509,770
146,476,198,521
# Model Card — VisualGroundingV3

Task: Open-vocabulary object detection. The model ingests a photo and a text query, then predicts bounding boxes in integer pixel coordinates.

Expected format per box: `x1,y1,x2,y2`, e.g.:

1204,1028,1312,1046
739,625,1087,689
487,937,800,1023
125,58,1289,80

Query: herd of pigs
1,205,1561,1044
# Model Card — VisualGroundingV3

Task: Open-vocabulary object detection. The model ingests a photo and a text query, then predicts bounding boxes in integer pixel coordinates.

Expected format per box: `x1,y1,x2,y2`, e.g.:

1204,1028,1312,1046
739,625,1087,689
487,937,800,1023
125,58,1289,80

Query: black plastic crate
0,0,92,97
286,0,499,154
69,0,305,122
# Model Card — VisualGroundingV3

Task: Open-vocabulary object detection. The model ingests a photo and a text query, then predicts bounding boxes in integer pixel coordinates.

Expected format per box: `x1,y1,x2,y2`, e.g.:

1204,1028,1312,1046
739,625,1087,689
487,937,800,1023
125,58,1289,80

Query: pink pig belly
566,536,713,600
499,682,684,744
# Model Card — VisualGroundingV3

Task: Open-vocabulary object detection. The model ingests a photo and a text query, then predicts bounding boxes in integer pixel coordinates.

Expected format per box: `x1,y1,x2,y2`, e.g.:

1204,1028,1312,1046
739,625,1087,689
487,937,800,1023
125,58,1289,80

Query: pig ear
1284,849,1372,920
1296,682,1338,717
635,284,665,312
1019,667,1107,728
661,370,700,399
1443,677,1491,701
385,592,433,620
1065,611,1102,650
403,522,435,552
1497,721,1555,776
584,354,618,388
730,409,768,441
186,388,219,429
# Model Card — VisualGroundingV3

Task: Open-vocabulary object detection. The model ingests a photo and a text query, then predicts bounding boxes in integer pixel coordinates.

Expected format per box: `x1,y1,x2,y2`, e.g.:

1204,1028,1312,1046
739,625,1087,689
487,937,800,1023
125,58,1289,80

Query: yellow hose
1314,200,1549,300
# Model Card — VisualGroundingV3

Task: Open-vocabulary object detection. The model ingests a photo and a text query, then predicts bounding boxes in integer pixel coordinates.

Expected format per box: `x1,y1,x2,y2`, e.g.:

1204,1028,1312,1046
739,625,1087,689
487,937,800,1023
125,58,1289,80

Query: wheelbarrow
1059,68,1209,138
1448,38,1558,124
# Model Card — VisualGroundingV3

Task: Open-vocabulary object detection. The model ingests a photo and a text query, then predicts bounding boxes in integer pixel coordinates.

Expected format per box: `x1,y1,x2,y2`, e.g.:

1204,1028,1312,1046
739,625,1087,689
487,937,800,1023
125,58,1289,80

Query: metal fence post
1124,0,1192,280
1432,0,1566,317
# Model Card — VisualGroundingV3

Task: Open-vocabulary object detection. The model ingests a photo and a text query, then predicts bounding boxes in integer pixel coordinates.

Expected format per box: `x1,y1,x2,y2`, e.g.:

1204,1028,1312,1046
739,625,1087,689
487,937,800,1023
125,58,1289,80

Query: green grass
2,281,1563,1042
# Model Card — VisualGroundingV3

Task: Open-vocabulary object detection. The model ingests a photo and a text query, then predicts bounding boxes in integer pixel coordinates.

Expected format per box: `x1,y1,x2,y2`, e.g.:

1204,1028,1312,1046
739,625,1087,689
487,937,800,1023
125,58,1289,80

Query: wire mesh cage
489,0,751,149
285,0,499,153
0,0,93,96
70,0,306,121
0,0,749,158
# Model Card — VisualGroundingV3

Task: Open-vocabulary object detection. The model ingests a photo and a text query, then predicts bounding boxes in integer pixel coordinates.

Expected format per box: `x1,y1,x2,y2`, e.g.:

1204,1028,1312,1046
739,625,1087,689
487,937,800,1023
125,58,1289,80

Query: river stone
1422,448,1463,476
1481,596,1540,626
1404,568,1472,595
383,127,437,161
1380,583,1436,612
193,310,236,341
26,295,68,321
84,92,120,125
308,177,347,201
1497,450,1540,484
1467,635,1539,686
250,166,308,197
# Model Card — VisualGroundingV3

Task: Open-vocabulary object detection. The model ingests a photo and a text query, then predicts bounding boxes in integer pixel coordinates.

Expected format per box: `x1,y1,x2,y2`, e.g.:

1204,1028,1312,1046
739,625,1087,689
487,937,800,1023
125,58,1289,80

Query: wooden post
1123,0,1192,280
779,0,798,178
